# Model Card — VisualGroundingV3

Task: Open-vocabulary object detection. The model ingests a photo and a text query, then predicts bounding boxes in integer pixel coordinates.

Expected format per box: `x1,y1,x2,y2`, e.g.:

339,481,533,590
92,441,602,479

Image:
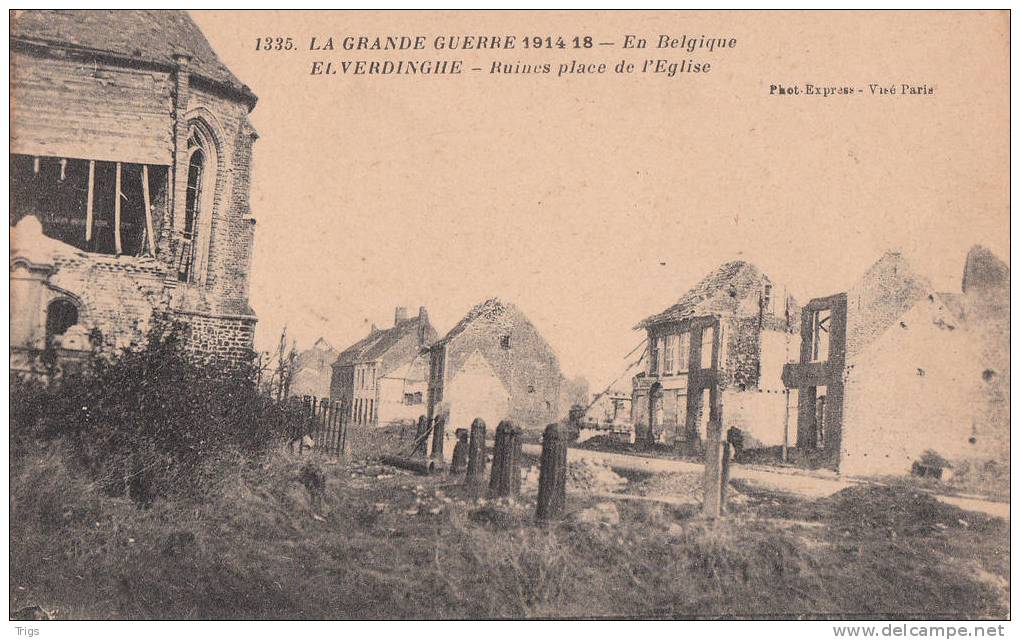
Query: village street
518,443,1011,520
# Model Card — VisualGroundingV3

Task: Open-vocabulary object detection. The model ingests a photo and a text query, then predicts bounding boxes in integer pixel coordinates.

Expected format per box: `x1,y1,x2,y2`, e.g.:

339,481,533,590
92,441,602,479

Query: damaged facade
10,10,259,372
330,307,437,428
585,388,633,428
632,261,799,455
426,298,563,433
782,248,1010,476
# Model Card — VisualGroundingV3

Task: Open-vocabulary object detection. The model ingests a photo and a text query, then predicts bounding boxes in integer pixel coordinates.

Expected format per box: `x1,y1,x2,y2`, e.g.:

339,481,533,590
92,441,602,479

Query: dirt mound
520,458,628,494
627,472,701,503
577,435,633,453
821,485,997,537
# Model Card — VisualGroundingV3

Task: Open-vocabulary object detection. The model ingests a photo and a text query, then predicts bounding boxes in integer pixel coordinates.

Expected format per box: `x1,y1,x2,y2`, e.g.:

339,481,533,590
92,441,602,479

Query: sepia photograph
6,8,1011,625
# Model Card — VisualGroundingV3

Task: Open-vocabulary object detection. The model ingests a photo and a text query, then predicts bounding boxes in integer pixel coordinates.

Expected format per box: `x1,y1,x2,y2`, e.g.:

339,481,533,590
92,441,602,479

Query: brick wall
170,309,257,364
176,88,258,318
49,253,167,351
721,316,762,391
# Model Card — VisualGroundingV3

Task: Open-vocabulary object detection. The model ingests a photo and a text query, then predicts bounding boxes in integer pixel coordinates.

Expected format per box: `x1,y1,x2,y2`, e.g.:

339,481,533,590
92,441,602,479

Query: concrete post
451,428,469,473
489,420,522,499
465,418,487,492
430,410,448,461
413,415,429,458
702,402,724,519
720,441,731,513
536,423,568,522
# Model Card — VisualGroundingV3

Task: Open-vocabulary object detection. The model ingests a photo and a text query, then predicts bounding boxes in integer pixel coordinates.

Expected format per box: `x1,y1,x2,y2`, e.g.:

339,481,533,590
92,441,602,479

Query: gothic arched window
178,124,217,284
184,147,204,241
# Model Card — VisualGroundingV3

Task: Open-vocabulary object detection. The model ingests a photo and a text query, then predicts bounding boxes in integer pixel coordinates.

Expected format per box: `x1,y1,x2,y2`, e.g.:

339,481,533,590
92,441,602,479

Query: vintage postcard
7,9,1010,625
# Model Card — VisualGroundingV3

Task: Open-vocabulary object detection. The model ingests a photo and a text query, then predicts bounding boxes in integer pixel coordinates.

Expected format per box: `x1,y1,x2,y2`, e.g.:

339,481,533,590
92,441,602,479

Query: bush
10,323,305,505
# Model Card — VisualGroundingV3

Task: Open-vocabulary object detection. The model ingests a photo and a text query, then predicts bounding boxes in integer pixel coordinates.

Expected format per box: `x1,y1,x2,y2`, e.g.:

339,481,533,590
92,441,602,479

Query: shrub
11,322,305,504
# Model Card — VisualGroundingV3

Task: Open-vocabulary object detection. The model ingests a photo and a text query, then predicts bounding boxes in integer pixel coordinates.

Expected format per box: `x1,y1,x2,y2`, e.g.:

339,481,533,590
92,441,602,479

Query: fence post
489,420,522,499
702,400,724,519
299,395,313,455
466,418,487,492
332,401,341,457
318,400,325,453
334,400,341,457
451,428,469,473
720,441,731,513
430,409,448,461
339,398,350,458
536,423,568,523
413,415,429,458
323,399,332,456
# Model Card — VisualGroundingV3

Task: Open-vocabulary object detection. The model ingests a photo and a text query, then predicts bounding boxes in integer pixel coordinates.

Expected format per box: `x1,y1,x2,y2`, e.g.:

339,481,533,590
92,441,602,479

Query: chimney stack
394,306,408,325
418,306,429,346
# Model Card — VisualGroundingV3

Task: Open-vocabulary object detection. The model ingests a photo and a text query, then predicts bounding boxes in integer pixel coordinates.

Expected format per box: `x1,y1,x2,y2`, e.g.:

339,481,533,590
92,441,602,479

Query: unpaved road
519,443,1009,520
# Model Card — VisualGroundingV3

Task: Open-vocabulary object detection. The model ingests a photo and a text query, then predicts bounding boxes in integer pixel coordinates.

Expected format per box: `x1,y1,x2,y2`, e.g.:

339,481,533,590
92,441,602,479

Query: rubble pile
520,457,628,494
348,459,412,480
567,458,628,493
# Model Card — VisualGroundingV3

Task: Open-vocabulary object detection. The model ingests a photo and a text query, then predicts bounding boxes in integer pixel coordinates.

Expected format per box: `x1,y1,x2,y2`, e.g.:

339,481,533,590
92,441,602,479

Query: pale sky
192,10,1009,391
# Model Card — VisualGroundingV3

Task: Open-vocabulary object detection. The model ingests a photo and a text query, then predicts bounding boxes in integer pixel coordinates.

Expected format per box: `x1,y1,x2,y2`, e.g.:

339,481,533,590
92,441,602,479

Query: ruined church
10,10,260,372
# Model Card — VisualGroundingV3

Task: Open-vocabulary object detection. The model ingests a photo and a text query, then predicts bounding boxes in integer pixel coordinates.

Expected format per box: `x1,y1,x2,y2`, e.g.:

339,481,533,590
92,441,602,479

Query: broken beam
379,455,441,476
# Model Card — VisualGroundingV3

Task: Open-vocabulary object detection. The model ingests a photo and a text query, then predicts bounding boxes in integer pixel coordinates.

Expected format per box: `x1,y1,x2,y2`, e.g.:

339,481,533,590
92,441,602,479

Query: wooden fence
297,395,348,457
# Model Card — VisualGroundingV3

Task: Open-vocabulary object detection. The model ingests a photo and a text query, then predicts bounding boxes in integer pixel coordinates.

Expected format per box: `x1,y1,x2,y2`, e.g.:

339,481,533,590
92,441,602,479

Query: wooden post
536,423,568,523
338,402,346,457
451,429,469,473
142,165,156,256
413,415,429,458
430,410,448,461
299,395,312,455
328,401,336,456
489,420,522,499
319,399,329,450
702,399,724,519
85,160,95,242
114,162,123,255
339,399,350,458
465,418,487,491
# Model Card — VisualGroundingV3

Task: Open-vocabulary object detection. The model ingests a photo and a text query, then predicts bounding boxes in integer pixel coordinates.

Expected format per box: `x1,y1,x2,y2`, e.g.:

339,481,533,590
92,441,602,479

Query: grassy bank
10,438,1009,620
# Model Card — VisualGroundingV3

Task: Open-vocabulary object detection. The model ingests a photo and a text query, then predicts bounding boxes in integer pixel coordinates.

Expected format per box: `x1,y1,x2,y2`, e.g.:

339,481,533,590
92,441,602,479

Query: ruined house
426,298,563,434
632,260,800,454
585,388,633,428
782,247,1009,476
331,307,437,428
10,10,259,373
289,337,338,399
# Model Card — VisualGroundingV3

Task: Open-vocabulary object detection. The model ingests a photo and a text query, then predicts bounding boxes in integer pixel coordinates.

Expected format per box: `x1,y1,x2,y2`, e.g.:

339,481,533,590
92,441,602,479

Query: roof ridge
11,10,255,107
635,259,764,328
437,297,511,343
